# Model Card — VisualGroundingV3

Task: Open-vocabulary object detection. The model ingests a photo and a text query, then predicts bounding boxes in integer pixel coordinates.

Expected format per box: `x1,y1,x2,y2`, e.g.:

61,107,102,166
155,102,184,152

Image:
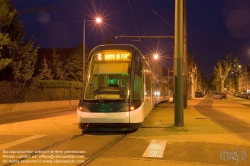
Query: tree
49,48,65,80
0,58,11,70
64,46,83,81
187,53,196,73
0,10,40,84
186,52,209,96
210,73,219,91
39,55,53,80
0,0,16,71
10,37,39,84
213,53,240,92
0,33,10,50
198,72,209,92
0,0,16,28
0,1,39,84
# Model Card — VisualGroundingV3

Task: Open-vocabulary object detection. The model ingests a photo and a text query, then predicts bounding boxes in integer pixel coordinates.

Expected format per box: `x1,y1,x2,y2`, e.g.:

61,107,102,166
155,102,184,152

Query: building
238,63,250,93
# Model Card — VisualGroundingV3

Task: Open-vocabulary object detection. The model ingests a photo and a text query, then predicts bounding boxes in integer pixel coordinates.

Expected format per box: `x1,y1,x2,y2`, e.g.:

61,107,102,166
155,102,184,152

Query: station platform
90,96,250,166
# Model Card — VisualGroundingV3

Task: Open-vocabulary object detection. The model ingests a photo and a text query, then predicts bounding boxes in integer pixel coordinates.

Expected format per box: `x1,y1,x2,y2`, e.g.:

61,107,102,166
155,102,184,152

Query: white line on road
142,139,167,158
0,135,46,150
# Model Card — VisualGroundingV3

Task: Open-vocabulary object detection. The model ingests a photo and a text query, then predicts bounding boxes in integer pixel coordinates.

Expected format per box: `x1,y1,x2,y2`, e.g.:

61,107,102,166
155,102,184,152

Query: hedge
0,80,83,104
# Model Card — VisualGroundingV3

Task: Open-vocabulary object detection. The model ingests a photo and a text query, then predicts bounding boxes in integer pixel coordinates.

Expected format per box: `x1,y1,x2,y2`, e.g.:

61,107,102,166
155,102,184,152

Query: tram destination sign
95,50,131,61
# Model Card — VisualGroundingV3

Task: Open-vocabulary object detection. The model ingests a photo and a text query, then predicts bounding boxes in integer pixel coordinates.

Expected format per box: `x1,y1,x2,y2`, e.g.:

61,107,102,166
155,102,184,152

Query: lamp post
83,18,86,82
83,17,102,82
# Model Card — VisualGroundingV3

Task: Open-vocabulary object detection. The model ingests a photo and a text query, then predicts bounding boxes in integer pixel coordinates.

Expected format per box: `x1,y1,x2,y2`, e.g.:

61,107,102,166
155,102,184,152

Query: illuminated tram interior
84,49,133,101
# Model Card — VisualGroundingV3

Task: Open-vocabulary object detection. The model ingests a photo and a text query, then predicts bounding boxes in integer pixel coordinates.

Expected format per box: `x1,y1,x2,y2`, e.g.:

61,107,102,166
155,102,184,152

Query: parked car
213,92,222,99
239,92,246,98
234,92,240,97
195,92,204,98
221,93,227,99
242,93,249,99
246,93,250,100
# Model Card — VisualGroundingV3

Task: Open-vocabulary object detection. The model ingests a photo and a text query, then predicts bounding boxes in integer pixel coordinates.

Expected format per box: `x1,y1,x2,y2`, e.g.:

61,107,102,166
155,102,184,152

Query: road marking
0,135,46,150
142,139,167,158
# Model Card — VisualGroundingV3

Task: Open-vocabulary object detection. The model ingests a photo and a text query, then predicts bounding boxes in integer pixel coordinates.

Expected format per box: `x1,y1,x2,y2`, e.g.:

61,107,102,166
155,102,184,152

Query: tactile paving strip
142,139,167,158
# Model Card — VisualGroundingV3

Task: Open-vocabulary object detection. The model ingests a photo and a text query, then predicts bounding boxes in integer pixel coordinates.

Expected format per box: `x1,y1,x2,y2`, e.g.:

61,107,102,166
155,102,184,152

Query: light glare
96,17,102,23
154,54,159,60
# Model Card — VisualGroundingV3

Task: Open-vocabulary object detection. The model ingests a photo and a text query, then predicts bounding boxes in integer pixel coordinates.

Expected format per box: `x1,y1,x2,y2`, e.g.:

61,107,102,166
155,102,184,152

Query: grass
164,125,188,132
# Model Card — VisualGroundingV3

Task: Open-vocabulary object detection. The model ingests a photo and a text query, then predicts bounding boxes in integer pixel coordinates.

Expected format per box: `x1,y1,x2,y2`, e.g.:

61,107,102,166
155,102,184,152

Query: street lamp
153,53,159,60
83,17,102,82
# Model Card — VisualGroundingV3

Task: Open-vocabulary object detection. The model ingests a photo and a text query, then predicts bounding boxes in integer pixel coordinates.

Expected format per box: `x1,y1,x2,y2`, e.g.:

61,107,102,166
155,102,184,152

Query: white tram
77,44,168,131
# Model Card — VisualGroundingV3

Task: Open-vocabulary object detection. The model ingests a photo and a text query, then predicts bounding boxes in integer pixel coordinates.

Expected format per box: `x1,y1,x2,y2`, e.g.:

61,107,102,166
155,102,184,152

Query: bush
38,80,83,88
0,81,83,104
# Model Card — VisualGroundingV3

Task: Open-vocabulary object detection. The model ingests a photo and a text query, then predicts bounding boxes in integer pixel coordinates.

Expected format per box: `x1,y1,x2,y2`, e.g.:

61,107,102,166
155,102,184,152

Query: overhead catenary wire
140,0,174,29
127,0,151,52
123,0,174,65
127,0,140,36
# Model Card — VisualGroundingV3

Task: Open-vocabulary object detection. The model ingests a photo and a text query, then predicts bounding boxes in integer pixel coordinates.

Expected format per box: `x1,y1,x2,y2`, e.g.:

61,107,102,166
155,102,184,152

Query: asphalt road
195,95,250,141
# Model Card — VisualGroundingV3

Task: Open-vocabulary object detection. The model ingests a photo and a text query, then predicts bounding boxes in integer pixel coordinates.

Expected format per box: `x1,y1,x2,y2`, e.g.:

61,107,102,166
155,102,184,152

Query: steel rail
3,134,85,166
80,134,127,166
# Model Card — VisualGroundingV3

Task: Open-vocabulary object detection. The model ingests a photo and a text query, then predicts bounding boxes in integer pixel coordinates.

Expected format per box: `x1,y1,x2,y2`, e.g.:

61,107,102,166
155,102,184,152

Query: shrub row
38,80,83,88
0,80,83,104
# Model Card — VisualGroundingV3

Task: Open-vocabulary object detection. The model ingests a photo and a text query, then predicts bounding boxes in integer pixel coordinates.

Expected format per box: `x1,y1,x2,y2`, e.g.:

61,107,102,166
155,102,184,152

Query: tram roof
90,44,143,54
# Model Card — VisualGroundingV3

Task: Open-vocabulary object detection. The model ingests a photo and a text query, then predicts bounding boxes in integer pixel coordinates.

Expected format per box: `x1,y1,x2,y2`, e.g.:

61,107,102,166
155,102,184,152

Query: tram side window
145,72,151,96
133,51,143,101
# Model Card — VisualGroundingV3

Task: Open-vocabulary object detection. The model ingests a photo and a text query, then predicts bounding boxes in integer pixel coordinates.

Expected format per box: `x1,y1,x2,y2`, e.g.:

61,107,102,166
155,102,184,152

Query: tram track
80,133,127,166
3,132,127,166
3,133,85,166
1,105,129,166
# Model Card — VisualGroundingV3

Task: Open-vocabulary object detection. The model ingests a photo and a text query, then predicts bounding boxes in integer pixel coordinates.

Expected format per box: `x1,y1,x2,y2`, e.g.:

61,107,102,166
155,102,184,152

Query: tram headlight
78,106,90,112
129,106,135,111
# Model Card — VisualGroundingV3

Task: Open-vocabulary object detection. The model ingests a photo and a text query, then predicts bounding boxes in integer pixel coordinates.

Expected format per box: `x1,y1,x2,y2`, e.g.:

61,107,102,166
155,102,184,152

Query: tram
77,44,167,132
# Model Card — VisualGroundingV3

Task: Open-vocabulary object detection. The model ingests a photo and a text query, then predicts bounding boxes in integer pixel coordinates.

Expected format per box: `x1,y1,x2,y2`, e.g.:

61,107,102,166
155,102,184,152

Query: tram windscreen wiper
95,92,104,104
90,84,104,103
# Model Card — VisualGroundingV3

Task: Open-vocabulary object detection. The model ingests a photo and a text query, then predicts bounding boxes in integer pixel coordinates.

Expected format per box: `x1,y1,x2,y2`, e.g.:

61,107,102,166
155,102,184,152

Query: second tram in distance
77,44,168,132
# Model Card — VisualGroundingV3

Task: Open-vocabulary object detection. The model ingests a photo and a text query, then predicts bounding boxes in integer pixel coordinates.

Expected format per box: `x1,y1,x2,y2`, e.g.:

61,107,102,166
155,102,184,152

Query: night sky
10,0,250,79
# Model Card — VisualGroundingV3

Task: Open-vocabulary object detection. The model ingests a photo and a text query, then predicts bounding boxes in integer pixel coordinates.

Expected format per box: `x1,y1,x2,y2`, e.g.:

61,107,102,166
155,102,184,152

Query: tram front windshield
84,49,131,101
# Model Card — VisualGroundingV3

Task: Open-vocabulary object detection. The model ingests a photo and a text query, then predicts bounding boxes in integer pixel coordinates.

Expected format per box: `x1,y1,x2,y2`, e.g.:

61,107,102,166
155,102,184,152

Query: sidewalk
140,98,250,146
0,105,77,119
0,100,79,117
90,97,250,166
142,98,250,144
